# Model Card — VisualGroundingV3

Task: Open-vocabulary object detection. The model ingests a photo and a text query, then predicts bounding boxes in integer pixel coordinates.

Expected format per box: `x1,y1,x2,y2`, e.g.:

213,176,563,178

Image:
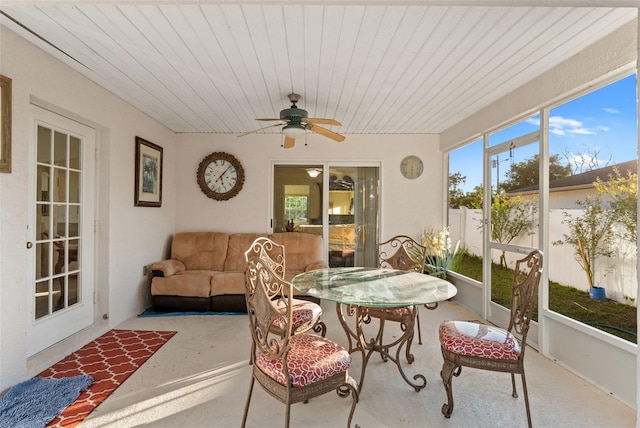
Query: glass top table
292,267,457,394
292,267,457,307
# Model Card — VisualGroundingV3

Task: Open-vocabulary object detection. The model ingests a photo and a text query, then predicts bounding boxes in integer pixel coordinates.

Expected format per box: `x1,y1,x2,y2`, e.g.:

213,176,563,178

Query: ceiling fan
238,93,345,148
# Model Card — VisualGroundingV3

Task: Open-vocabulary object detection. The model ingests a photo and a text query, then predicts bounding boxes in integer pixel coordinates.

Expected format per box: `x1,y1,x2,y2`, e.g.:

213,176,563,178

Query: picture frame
0,75,12,173
134,136,163,207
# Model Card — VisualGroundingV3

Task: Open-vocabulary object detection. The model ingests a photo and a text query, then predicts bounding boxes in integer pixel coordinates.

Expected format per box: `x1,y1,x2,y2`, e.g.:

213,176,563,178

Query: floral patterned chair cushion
256,334,351,387
273,298,323,333
439,320,520,360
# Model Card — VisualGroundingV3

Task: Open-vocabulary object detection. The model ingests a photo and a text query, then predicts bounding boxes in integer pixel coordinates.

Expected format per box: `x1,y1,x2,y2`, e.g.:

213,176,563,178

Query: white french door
27,106,96,356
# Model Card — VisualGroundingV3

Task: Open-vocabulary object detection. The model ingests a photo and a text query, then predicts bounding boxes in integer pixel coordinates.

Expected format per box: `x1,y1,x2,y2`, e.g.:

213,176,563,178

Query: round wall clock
400,155,424,179
197,152,245,201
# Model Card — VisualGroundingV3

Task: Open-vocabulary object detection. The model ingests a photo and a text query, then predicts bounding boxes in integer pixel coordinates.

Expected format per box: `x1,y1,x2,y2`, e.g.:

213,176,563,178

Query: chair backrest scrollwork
508,250,543,352
378,235,426,273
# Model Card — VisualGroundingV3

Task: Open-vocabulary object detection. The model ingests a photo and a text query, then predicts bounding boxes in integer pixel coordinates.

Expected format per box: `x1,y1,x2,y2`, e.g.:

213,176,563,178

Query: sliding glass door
273,164,379,268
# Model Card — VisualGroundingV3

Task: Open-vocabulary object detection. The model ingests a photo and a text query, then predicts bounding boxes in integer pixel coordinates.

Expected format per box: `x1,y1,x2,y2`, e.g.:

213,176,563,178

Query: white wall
174,132,442,241
0,26,176,389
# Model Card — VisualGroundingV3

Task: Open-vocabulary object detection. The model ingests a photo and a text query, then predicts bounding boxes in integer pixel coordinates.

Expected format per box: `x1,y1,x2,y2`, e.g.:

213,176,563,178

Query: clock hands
215,166,231,185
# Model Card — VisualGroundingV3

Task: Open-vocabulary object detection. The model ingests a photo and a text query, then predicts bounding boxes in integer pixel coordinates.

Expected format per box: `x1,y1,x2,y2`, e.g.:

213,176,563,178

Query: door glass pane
69,171,80,203
329,168,356,267
70,136,81,169
37,126,51,164
54,131,67,167
273,165,323,233
35,280,50,320
53,168,67,203
69,205,80,238
329,166,379,268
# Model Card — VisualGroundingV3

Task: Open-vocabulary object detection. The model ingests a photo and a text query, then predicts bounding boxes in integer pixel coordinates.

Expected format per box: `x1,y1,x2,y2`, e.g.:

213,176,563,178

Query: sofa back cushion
171,232,230,271
224,233,265,272
271,232,325,276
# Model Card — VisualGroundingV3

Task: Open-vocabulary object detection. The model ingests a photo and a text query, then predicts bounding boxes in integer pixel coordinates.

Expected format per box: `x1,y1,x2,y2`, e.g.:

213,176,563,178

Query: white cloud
530,115,607,137
528,115,611,137
603,107,621,114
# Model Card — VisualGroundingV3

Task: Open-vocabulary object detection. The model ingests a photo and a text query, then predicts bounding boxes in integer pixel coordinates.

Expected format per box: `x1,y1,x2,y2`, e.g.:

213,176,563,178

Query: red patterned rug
38,329,177,427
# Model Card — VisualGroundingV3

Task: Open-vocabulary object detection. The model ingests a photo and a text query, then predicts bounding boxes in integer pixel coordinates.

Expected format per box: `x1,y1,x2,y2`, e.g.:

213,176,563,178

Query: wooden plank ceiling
0,2,636,135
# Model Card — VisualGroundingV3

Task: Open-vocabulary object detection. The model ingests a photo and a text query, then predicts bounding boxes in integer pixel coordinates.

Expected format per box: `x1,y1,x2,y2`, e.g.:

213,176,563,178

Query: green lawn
454,253,637,343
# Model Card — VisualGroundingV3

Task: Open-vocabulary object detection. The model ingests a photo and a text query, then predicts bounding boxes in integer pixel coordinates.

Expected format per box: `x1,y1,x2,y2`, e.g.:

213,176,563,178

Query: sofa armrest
305,261,329,272
150,259,186,277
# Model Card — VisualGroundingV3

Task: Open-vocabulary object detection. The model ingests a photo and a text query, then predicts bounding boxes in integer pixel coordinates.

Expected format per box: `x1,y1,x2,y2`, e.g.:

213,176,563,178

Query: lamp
282,123,306,139
306,168,322,178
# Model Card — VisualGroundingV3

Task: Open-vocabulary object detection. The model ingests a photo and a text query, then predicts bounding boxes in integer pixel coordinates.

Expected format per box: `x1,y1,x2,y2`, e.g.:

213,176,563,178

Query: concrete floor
79,300,636,427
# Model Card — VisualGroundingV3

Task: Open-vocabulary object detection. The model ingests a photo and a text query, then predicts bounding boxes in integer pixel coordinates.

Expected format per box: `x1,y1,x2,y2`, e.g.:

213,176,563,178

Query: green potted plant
554,193,615,300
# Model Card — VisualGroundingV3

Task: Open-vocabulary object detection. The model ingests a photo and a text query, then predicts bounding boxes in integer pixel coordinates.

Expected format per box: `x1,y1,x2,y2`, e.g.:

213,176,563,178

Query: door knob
26,241,33,249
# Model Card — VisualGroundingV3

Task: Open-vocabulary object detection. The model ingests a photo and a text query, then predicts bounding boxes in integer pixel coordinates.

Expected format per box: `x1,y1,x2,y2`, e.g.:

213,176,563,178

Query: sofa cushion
224,233,264,272
151,271,213,298
210,271,245,296
171,232,230,271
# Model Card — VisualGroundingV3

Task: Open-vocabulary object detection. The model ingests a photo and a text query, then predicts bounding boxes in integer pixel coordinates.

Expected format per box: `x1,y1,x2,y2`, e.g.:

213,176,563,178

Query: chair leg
285,400,291,428
241,377,255,428
440,357,459,419
521,372,533,428
510,373,518,397
337,380,360,428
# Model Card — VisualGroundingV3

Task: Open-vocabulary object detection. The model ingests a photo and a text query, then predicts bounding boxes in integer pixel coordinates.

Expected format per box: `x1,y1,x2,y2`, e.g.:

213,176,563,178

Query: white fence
449,207,638,306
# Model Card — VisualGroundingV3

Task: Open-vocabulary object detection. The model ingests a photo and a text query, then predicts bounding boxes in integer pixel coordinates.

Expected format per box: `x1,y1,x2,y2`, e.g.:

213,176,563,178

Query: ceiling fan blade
237,123,283,137
308,124,345,142
255,118,283,121
306,118,342,126
283,136,296,149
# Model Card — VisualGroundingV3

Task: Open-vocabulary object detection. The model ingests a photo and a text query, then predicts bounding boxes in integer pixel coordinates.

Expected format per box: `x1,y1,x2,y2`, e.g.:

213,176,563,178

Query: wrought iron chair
242,249,359,428
244,237,326,342
439,249,543,428
364,235,428,364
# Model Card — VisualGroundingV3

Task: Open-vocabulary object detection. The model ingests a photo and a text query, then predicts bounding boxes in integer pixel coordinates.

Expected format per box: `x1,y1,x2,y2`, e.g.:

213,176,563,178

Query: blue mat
0,374,93,428
138,307,245,317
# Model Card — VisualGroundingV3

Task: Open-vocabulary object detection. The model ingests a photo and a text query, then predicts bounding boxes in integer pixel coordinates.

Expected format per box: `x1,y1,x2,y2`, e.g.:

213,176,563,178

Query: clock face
400,155,424,179
197,152,245,200
204,159,238,193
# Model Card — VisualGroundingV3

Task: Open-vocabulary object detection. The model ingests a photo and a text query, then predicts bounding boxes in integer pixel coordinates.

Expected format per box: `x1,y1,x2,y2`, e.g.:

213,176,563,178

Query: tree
561,146,612,174
457,185,483,209
593,166,637,243
487,192,538,268
554,193,616,289
500,154,571,192
448,172,466,208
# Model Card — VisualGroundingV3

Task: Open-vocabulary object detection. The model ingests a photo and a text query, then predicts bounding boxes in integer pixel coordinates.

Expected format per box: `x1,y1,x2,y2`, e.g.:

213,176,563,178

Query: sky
449,74,638,192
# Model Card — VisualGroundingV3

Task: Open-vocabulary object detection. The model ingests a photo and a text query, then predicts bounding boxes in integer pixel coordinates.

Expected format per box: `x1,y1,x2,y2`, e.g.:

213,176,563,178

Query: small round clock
400,155,424,179
197,152,245,200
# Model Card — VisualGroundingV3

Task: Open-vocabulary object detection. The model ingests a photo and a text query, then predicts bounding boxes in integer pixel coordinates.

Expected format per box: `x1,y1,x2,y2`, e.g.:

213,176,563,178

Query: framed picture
134,136,163,207
0,75,12,173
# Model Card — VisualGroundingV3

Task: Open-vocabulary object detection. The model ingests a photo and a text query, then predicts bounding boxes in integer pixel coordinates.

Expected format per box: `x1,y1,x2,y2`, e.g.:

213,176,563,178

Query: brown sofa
150,232,327,312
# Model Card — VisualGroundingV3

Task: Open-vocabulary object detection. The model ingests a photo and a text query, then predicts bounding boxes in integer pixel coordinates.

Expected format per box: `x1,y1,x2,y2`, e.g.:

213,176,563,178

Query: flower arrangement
420,226,460,278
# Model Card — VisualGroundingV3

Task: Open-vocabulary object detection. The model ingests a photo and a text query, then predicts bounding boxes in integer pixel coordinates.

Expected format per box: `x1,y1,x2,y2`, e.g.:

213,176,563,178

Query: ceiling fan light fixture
306,168,322,178
282,123,306,139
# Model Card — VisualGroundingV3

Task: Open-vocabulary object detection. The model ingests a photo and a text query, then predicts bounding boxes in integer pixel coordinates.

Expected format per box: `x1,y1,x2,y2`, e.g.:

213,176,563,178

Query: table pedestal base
337,303,427,394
